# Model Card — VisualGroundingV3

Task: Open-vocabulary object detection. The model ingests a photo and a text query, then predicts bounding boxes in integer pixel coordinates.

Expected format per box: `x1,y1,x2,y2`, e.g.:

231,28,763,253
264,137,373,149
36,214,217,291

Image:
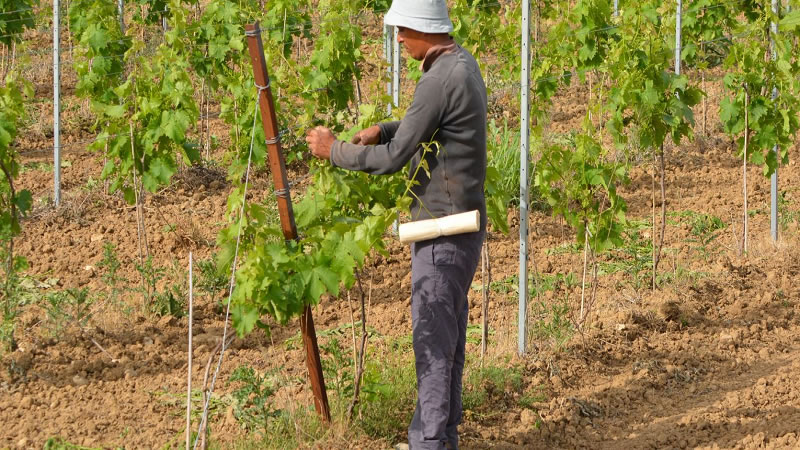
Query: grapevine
0,72,32,352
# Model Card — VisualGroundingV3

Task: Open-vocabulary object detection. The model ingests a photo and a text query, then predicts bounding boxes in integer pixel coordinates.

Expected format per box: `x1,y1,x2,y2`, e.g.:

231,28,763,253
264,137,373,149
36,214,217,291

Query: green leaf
86,25,109,51
307,265,340,304
13,190,32,216
780,10,800,31
103,103,126,119
143,157,175,192
232,302,260,337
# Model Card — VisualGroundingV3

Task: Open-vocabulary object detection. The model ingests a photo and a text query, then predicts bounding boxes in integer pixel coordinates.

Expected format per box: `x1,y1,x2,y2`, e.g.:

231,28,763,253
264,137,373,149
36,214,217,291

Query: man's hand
306,126,336,160
350,125,381,145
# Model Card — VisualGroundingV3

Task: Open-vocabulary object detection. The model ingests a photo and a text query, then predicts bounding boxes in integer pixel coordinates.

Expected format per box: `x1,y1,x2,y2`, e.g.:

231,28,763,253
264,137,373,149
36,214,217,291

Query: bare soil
2,11,800,450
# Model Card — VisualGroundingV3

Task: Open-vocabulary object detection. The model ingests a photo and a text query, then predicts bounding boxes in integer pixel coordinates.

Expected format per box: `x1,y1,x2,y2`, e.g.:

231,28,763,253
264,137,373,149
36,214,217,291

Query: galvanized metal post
118,0,125,34
162,8,168,33
392,26,400,108
53,0,61,206
518,0,531,355
614,0,619,17
384,25,392,116
771,0,779,241
391,26,401,237
675,0,682,76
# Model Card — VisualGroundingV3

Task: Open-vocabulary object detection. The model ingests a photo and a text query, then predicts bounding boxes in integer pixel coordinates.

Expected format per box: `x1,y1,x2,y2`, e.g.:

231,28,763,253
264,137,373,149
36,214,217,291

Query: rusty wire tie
274,188,290,199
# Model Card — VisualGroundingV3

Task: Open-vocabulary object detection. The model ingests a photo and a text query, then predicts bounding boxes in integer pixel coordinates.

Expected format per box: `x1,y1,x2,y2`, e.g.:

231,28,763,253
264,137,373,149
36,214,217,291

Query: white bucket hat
384,0,454,34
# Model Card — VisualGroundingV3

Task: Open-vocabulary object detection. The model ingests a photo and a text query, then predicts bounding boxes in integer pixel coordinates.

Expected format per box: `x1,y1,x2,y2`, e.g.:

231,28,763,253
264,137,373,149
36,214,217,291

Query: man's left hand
306,126,336,161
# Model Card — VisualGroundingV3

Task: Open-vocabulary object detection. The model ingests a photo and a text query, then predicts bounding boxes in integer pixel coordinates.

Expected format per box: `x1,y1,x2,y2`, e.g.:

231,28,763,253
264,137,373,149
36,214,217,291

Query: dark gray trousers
408,230,484,450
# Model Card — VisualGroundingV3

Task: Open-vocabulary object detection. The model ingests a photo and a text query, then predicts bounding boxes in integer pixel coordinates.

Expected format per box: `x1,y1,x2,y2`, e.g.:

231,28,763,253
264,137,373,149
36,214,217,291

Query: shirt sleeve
330,76,445,175
379,121,401,143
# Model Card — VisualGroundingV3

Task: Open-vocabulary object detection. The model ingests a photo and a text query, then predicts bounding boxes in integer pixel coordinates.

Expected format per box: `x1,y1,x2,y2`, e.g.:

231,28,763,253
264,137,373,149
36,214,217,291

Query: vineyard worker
306,0,486,448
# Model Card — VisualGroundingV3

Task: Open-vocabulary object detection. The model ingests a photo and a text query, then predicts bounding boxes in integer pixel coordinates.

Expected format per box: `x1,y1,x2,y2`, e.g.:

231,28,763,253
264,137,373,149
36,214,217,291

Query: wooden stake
481,238,490,362
656,145,666,274
245,22,330,423
580,227,589,322
743,89,749,254
186,252,193,450
651,153,656,292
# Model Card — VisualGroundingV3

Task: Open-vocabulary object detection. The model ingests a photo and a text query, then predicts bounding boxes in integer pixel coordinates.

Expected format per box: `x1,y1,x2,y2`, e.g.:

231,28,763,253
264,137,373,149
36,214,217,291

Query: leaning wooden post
245,22,331,423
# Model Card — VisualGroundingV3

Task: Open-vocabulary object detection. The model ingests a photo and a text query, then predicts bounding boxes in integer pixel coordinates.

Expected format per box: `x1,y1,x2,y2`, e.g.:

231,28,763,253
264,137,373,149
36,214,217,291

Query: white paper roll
398,210,481,244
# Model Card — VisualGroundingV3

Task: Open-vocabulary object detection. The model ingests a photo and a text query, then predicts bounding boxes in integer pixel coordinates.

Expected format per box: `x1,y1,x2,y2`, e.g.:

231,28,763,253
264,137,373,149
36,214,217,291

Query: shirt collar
422,39,457,73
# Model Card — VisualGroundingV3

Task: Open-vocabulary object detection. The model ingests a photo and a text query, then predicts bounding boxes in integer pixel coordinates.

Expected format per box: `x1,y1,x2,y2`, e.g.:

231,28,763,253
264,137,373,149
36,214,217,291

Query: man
306,1,487,448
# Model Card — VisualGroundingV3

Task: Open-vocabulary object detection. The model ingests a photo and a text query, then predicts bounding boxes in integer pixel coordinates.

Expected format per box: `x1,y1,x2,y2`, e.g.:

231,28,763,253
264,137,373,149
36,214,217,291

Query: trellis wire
191,89,259,450
770,0,780,241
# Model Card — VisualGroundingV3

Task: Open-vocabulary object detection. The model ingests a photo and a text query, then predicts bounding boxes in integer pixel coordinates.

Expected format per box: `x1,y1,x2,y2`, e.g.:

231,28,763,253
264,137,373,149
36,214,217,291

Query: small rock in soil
520,408,538,426
72,375,89,386
158,315,177,327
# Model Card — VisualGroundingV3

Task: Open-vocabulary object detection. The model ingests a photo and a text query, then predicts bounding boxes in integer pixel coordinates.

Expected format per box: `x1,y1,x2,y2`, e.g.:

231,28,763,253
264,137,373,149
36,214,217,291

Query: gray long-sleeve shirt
330,43,487,228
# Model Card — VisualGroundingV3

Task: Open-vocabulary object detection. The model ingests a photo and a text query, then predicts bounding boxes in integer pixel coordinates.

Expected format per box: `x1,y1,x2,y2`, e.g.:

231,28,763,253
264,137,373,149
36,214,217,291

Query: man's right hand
350,125,381,145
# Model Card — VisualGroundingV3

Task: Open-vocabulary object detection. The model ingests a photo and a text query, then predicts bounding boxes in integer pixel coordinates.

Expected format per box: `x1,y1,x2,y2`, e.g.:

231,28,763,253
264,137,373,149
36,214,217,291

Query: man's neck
423,34,453,51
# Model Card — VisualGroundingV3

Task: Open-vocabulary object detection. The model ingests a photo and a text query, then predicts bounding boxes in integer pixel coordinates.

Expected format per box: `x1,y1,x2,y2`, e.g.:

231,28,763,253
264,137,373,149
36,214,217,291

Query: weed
487,119,522,206
196,256,228,295
685,212,727,261
599,222,653,292
546,241,583,255
518,385,547,410
354,342,416,442
44,287,95,338
529,296,573,350
321,337,356,398
466,324,488,345
21,161,53,173
470,273,515,296
43,437,102,450
484,272,577,300
228,365,283,437
531,273,578,298
83,176,100,192
463,364,523,418
778,191,800,231
284,321,380,351
231,404,327,450
657,264,706,289
96,242,129,313
1,255,31,353
134,256,164,307
134,256,186,317
152,284,186,318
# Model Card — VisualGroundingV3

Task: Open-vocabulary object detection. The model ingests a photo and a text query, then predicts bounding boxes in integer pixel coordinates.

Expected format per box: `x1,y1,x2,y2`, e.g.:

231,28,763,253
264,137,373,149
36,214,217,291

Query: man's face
397,26,428,61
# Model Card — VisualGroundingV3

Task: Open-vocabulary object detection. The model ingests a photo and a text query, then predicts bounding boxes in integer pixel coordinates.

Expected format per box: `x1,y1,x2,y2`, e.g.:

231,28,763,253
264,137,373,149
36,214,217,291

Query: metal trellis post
392,25,400,108
53,0,61,206
771,0,780,242
391,25,400,236
384,24,392,116
614,0,619,17
118,0,125,35
675,0,682,76
519,0,531,356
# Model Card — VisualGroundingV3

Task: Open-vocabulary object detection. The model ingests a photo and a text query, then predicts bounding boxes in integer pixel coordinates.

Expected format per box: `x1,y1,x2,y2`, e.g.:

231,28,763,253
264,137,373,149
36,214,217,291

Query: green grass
226,336,542,448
